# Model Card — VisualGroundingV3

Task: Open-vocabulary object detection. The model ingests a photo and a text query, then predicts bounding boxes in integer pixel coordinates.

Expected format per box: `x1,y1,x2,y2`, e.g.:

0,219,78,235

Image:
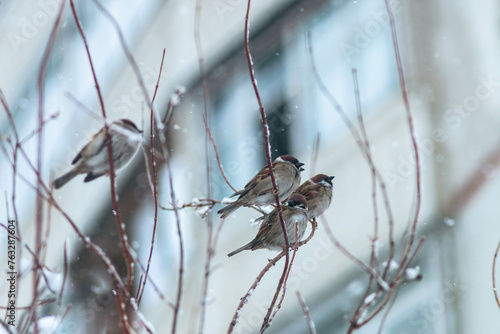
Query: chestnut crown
118,119,142,133
287,193,308,209
310,174,335,185
277,155,305,169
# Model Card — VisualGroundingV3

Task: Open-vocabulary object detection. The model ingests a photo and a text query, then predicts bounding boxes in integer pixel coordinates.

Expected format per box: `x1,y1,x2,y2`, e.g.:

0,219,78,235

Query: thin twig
53,305,72,334
352,69,380,275
115,289,132,334
129,298,155,334
166,156,184,334
269,222,300,324
9,135,129,296
0,298,56,311
384,0,422,273
92,0,158,124
0,92,21,234
33,2,67,330
228,251,286,334
202,115,237,192
296,291,316,334
493,240,500,309
352,237,424,329
306,28,425,332
352,69,378,240
351,69,380,324
194,0,217,331
1,91,23,330
227,222,316,334
128,248,166,302
241,1,291,331
137,48,166,306
58,241,69,308
319,216,387,290
70,0,135,296
306,31,396,278
309,134,320,178
0,319,15,334
146,93,185,333
135,275,143,301
41,171,55,276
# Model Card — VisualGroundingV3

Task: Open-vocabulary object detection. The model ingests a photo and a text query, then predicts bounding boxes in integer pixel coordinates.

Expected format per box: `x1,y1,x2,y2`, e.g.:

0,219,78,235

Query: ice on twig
382,259,399,272
221,197,236,204
130,298,156,333
356,309,368,325
170,86,186,107
405,266,421,281
363,292,377,305
170,94,180,106
372,240,379,257
43,269,63,293
378,279,390,291
175,85,186,95
196,206,209,217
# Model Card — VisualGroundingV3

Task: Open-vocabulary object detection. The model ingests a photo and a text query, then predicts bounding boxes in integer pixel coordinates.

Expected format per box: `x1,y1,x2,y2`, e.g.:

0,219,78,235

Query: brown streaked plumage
218,155,304,218
227,194,308,257
295,174,334,218
53,119,142,189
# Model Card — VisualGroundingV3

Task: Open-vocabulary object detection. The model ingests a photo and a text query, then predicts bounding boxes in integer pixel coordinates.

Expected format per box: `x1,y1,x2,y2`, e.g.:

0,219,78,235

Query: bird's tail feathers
218,203,240,219
227,243,252,257
53,169,79,189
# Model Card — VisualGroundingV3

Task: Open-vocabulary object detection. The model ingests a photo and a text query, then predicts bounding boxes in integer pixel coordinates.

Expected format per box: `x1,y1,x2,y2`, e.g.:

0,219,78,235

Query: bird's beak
299,167,305,172
327,176,335,183
297,162,305,171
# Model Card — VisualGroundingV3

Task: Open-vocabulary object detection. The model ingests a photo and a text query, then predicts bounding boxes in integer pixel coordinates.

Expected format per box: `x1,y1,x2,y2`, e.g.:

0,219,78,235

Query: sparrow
53,119,142,189
294,174,334,218
227,193,308,257
218,155,304,219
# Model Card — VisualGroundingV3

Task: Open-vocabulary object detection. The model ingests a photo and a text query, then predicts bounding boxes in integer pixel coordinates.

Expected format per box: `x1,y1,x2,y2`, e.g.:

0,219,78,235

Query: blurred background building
1,0,500,333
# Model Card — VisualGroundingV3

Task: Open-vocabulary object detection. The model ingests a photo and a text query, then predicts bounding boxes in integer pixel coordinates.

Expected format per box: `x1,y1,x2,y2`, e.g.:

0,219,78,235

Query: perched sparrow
218,155,304,219
295,174,334,218
53,119,142,189
227,194,308,257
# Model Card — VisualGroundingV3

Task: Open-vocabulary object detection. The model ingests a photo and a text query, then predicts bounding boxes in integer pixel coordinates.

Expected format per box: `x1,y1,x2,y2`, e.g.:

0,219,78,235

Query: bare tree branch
69,0,135,300
493,240,500,309
33,2,67,330
296,291,316,334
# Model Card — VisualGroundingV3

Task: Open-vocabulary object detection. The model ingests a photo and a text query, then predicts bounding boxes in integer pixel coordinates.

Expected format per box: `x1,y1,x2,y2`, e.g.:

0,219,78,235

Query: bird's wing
72,129,108,165
298,183,322,200
294,179,313,195
238,161,276,197
254,210,277,241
